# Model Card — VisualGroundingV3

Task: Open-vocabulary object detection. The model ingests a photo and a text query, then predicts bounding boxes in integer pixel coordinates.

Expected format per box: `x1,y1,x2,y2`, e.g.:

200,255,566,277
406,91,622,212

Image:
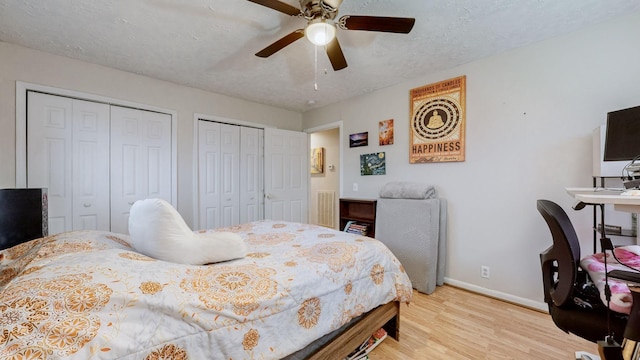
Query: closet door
72,100,111,231
240,127,264,223
197,122,308,228
27,92,110,235
198,121,221,229
27,93,73,235
220,124,241,226
110,106,172,234
198,121,240,229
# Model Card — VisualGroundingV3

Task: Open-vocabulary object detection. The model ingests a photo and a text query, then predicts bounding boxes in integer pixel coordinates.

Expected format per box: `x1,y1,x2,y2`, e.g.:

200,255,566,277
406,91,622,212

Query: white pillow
128,198,246,265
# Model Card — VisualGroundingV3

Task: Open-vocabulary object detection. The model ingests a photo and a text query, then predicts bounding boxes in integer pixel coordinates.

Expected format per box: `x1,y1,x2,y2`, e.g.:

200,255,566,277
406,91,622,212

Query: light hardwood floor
368,285,598,359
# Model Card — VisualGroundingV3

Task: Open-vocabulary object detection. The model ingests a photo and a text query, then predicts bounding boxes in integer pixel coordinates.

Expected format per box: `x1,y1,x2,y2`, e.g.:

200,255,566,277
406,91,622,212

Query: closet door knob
83,203,91,208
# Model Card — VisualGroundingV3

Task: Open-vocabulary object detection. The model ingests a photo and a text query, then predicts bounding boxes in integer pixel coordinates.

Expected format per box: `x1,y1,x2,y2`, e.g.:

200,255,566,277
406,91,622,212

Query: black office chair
537,199,627,343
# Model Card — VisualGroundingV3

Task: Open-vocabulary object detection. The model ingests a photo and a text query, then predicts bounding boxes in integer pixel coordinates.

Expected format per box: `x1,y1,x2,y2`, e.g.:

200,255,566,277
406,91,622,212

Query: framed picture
360,152,386,176
349,132,368,148
310,147,324,174
410,75,466,163
379,119,394,145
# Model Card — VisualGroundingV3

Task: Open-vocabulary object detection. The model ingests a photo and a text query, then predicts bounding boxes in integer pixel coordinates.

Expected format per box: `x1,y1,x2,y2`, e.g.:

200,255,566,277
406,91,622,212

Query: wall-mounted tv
604,105,640,162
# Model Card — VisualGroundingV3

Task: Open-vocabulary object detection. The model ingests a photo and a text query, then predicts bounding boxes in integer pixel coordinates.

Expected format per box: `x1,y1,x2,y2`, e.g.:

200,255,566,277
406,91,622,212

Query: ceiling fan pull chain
314,45,319,91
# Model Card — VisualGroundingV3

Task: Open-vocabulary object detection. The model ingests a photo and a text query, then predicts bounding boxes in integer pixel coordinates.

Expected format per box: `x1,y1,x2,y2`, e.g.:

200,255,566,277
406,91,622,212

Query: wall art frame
349,132,368,148
310,147,324,174
409,75,466,163
360,152,386,176
379,119,394,146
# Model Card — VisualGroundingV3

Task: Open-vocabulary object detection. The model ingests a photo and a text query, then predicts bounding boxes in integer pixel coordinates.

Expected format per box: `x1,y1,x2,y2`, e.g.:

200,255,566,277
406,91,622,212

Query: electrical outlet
481,266,490,279
353,183,358,191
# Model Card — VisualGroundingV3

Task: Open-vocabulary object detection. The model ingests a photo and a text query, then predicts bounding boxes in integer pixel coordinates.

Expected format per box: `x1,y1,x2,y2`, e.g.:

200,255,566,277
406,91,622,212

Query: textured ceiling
1,0,639,112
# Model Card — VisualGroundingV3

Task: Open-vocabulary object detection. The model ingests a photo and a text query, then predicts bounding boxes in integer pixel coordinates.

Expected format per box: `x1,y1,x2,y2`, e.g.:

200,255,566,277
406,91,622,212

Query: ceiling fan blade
326,37,347,71
338,15,416,34
246,0,300,16
255,29,305,57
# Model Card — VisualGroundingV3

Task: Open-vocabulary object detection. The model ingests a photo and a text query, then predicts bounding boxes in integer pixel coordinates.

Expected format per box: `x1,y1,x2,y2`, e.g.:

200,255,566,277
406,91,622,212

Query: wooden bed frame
307,301,401,360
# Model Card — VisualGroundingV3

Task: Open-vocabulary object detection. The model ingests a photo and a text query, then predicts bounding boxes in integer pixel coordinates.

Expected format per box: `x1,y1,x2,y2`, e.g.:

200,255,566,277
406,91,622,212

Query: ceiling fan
247,0,415,71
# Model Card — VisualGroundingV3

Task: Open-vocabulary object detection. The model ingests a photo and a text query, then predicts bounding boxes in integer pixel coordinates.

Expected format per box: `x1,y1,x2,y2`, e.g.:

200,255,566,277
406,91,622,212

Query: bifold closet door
110,106,173,234
239,127,264,223
27,92,110,235
198,121,241,229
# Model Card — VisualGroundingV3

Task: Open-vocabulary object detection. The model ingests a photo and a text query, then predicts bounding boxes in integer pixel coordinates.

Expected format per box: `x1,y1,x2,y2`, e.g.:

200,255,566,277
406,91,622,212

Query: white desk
566,187,640,213
567,187,640,249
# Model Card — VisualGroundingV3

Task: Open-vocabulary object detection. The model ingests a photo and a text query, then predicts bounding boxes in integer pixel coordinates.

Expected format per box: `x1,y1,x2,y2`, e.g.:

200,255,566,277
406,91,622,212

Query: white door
72,100,111,231
27,92,110,235
264,128,309,223
110,106,173,234
198,121,221,229
27,93,73,235
220,123,240,227
197,121,241,229
240,127,264,223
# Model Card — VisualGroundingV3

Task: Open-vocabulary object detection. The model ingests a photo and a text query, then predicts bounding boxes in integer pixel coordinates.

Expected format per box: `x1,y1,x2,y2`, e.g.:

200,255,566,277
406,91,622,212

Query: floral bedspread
580,245,640,314
0,220,412,359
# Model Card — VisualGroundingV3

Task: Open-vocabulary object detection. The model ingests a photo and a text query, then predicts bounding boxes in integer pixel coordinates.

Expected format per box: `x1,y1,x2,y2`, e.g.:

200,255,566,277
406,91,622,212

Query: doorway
308,123,342,230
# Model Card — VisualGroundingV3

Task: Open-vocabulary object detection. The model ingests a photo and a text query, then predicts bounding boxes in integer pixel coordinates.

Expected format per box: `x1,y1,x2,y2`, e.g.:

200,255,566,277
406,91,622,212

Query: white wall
0,41,303,226
302,12,640,308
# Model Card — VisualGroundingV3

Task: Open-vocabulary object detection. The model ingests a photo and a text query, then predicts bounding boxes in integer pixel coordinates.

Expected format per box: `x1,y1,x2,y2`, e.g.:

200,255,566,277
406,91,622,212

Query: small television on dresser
0,188,48,250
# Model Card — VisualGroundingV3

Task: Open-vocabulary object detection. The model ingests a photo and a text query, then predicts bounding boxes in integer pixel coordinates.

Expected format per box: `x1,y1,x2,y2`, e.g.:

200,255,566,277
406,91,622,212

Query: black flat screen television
603,105,640,161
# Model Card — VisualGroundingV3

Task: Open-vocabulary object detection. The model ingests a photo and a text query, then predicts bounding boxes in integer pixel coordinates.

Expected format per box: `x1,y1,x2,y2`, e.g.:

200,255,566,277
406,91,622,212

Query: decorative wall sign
310,147,324,174
360,152,386,176
410,76,466,163
379,119,394,146
349,132,368,147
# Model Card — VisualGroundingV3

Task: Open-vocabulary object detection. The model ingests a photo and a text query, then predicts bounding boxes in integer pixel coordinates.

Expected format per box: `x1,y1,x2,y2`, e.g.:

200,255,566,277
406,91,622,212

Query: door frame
304,121,344,198
15,81,178,207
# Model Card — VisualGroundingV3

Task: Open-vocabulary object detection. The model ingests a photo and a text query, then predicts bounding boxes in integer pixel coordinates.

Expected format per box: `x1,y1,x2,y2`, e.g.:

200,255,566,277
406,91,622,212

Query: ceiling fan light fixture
305,19,336,46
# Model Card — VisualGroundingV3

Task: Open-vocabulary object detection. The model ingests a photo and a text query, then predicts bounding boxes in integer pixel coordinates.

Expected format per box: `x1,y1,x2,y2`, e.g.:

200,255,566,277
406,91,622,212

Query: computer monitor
603,105,640,162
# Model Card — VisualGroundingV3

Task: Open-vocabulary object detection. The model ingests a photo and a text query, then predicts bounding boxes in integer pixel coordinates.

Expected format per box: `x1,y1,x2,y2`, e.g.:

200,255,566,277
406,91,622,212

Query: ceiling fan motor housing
300,0,339,20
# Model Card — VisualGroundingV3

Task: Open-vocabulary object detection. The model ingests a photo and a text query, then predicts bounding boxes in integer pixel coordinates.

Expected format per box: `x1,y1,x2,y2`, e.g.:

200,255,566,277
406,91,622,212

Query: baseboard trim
444,277,548,312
